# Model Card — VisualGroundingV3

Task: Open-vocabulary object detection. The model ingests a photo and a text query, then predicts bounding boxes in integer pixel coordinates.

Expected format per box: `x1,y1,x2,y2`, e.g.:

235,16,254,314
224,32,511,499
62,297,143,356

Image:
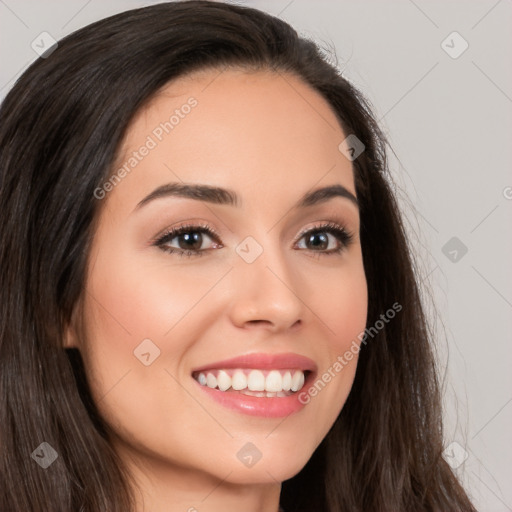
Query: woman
0,1,477,511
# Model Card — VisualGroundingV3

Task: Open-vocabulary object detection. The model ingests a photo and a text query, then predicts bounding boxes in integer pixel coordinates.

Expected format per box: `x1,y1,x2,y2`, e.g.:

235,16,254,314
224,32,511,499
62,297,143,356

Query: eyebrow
134,182,358,211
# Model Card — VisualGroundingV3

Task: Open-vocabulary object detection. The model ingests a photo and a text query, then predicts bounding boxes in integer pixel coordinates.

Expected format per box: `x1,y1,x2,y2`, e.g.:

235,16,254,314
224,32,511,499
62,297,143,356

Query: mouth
190,352,317,417
192,368,310,397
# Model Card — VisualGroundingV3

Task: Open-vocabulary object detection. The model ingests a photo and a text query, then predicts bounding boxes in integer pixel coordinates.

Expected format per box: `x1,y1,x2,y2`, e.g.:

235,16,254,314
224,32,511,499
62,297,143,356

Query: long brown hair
0,1,476,510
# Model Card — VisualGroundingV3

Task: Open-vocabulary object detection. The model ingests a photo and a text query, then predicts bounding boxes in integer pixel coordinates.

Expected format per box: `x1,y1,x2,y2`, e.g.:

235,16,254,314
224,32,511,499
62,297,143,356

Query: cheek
319,256,368,349
77,258,203,462
300,257,367,429
77,247,231,429
82,245,228,353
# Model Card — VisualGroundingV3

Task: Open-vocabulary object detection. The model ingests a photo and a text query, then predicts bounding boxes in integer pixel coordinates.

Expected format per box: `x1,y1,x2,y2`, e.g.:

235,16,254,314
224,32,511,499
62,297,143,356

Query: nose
226,241,305,333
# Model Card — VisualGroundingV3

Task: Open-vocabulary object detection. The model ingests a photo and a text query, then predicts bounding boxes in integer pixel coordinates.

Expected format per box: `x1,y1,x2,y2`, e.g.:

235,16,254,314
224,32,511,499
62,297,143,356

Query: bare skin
65,68,368,512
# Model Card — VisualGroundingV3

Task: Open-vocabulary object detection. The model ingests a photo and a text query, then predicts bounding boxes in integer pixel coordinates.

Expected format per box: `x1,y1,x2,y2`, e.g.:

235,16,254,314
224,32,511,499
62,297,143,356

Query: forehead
108,68,356,214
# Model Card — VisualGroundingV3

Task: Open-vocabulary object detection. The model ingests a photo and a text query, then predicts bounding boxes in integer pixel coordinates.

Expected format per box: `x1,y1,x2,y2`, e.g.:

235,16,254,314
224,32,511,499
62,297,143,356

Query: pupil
309,233,328,250
179,232,202,250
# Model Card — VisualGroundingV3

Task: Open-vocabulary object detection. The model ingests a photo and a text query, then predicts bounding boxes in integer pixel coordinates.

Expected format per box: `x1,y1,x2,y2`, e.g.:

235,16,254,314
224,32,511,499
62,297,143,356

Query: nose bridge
228,233,304,329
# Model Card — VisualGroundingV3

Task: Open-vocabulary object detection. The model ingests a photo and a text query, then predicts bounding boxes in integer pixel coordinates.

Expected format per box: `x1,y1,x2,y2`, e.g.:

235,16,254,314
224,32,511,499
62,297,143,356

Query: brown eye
173,231,206,251
295,223,353,255
304,232,330,251
154,224,221,257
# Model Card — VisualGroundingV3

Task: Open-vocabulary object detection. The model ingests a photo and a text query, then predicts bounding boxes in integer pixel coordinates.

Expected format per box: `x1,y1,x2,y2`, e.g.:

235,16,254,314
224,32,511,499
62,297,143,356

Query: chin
218,448,315,485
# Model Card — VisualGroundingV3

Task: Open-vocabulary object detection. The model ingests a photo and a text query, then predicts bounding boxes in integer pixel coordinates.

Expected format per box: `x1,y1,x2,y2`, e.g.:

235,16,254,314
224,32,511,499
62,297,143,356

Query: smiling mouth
192,368,309,397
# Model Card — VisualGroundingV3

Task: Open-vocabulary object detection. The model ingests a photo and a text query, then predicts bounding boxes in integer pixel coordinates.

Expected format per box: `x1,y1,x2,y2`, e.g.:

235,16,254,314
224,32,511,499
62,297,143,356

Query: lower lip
193,374,313,418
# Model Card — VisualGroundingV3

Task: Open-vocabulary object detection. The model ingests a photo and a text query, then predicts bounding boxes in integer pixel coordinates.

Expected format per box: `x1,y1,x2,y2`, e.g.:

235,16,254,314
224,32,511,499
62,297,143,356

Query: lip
191,352,317,373
191,352,317,418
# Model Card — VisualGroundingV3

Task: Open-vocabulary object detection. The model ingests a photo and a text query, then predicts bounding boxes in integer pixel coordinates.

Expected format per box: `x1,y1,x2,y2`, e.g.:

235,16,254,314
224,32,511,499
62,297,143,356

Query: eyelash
153,221,354,258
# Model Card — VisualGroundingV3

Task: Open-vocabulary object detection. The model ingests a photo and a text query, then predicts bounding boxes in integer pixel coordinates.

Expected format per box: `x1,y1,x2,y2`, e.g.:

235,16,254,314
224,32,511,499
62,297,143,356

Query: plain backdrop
1,1,511,510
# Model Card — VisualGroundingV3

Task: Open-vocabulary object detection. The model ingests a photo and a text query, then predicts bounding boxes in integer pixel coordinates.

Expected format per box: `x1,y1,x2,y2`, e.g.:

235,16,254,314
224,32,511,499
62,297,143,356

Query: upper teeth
194,369,306,393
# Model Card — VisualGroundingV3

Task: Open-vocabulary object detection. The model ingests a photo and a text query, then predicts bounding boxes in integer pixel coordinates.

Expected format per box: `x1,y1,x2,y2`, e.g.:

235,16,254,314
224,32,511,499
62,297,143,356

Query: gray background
1,0,510,509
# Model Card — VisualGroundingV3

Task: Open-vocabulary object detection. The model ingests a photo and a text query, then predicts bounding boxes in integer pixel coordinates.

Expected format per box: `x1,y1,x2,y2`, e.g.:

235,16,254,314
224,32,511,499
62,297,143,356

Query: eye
295,222,354,256
152,221,354,258
153,223,222,257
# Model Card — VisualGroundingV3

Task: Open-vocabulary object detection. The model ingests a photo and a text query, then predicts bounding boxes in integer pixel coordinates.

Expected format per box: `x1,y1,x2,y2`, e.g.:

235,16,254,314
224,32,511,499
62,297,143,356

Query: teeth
195,369,307,395
291,371,305,392
206,373,217,389
247,370,265,391
282,371,292,391
231,370,247,390
216,370,231,392
265,370,282,392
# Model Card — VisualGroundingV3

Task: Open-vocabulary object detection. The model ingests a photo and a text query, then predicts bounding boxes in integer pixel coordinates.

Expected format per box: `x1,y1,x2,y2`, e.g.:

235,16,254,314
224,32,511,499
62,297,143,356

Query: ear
62,301,82,349
63,322,80,349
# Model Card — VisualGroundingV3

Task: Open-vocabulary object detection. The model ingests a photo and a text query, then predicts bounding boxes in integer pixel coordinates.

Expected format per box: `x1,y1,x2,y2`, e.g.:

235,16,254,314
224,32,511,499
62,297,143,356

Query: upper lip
191,352,317,374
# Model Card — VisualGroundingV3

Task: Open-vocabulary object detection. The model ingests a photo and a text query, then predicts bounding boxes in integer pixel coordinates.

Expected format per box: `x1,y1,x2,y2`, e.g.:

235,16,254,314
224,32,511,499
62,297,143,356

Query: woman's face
68,68,367,488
